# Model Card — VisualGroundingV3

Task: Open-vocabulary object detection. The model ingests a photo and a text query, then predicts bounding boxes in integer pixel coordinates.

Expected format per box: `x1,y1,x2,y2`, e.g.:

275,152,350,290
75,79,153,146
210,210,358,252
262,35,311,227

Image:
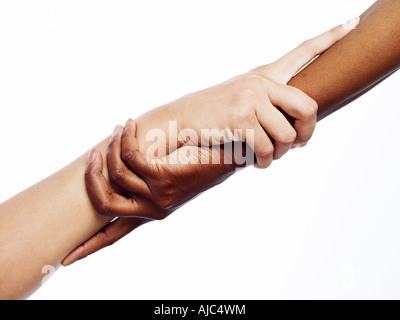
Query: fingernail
291,145,300,150
62,258,74,267
62,248,84,267
342,17,360,30
125,118,133,128
88,149,97,163
112,125,120,138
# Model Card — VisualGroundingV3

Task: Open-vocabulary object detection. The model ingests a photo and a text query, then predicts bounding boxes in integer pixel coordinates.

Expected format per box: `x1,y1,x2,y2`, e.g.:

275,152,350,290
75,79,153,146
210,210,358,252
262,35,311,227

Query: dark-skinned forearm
61,0,399,279
290,0,400,121
133,0,400,159
200,0,400,174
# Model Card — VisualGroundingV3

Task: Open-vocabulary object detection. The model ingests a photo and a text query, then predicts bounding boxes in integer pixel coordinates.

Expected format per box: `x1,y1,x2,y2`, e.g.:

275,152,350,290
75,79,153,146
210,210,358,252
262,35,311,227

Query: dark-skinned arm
291,0,400,120
63,0,400,266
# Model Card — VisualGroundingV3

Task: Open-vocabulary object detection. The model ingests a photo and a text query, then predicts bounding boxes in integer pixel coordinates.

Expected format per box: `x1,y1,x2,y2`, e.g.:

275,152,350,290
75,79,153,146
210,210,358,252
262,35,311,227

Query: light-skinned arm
0,20,347,300
65,0,400,265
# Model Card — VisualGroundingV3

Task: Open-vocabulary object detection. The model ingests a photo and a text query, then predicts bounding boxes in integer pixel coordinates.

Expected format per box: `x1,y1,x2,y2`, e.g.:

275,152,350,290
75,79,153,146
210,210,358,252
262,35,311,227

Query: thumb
62,218,149,266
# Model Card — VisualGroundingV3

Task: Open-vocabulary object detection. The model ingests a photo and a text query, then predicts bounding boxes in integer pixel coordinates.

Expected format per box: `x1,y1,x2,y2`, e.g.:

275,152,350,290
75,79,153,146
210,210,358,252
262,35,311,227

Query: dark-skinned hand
62,119,243,266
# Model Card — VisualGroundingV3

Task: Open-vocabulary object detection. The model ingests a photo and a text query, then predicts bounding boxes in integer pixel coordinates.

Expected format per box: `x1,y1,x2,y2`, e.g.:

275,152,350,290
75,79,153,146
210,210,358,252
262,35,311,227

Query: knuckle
147,202,171,220
232,106,254,127
231,91,257,126
296,131,314,145
153,211,169,221
257,156,273,169
96,230,111,245
273,153,284,161
237,86,258,104
107,137,121,156
300,39,318,56
105,236,117,247
278,128,297,145
85,166,100,183
300,98,318,118
257,146,274,160
122,148,134,163
298,133,313,145
84,167,94,180
97,230,117,247
230,74,273,127
152,182,176,211
108,135,118,150
241,73,269,91
155,195,175,211
251,64,272,75
98,200,112,216
109,167,126,187
79,243,89,257
330,25,343,35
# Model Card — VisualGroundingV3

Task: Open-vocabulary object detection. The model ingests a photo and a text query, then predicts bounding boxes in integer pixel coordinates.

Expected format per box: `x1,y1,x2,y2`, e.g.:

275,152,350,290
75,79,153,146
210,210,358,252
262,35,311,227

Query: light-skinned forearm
0,138,114,299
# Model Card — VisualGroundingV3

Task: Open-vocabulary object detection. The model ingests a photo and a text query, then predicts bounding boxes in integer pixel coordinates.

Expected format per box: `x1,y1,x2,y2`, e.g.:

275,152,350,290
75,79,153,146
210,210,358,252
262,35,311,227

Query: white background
1,0,399,299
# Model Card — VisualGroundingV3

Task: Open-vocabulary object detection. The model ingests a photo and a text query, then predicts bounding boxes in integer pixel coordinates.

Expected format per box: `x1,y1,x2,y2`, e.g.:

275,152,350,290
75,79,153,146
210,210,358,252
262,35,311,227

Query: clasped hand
62,22,356,266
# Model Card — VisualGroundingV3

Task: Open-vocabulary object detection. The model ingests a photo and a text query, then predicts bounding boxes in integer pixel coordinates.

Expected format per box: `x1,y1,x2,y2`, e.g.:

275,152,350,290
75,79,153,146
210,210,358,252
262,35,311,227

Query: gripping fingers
121,119,156,177
248,124,275,169
108,125,151,197
255,101,297,160
85,149,143,217
269,84,318,146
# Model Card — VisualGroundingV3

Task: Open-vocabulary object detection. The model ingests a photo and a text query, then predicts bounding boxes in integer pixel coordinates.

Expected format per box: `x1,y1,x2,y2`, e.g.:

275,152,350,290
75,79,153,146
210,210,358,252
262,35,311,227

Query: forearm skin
289,0,400,120
0,139,113,299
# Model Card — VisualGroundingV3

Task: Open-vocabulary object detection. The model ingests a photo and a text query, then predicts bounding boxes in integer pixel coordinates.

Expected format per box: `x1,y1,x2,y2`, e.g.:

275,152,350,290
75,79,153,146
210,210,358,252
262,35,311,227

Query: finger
255,101,296,160
268,84,318,146
246,123,274,169
121,118,157,177
62,217,149,266
85,149,143,217
272,18,360,82
107,125,151,197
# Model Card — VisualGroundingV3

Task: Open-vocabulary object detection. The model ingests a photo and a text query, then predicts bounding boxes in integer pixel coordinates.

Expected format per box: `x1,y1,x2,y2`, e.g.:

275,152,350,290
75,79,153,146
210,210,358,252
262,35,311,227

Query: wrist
134,102,185,156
